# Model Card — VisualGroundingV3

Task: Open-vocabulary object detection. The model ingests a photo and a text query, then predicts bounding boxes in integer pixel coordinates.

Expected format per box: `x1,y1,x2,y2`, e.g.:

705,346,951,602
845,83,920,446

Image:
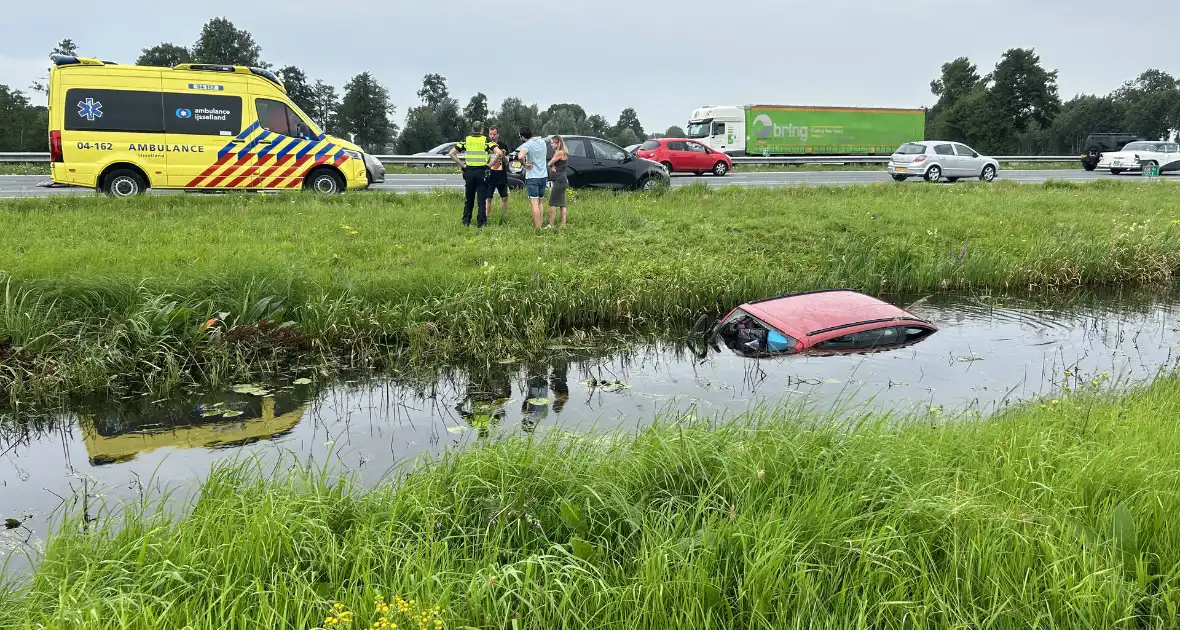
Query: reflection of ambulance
80,396,305,466
47,55,385,196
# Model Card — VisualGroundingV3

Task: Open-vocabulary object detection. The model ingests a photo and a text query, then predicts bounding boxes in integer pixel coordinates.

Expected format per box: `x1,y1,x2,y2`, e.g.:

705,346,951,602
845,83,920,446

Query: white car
887,140,999,183
1098,141,1180,175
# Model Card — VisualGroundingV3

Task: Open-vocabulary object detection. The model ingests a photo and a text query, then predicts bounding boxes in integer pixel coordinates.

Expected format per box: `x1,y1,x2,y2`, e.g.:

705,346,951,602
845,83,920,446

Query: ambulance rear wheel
305,168,344,194
102,169,147,197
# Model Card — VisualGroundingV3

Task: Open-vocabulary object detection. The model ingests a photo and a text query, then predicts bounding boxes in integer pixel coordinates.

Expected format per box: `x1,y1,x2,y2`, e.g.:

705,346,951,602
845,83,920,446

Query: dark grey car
507,135,670,191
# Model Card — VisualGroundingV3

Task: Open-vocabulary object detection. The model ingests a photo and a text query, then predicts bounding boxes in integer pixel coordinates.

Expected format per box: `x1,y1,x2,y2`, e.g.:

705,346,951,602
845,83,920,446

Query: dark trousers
463,167,491,227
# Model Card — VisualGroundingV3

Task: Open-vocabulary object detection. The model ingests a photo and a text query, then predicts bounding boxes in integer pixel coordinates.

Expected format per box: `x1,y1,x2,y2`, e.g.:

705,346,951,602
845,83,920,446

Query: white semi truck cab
686,105,747,156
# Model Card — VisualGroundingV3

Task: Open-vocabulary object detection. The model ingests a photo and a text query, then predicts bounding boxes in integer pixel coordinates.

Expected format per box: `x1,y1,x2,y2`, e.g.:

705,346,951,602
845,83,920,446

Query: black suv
1081,133,1143,171
507,135,670,191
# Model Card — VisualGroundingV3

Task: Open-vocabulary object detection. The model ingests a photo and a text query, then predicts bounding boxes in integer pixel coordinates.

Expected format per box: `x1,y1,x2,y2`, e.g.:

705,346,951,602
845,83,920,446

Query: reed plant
3,375,1180,629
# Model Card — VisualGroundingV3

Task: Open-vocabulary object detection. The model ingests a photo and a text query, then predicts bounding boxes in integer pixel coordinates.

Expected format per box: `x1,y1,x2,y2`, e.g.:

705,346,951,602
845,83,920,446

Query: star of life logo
77,98,103,121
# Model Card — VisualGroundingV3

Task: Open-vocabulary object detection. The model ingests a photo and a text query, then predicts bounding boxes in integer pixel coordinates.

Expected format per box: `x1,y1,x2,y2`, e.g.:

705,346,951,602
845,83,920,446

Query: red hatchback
635,138,733,176
707,289,937,357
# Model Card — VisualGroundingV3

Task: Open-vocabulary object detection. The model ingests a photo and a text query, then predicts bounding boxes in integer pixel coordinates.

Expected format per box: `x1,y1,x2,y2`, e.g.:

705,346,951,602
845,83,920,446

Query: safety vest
463,135,489,167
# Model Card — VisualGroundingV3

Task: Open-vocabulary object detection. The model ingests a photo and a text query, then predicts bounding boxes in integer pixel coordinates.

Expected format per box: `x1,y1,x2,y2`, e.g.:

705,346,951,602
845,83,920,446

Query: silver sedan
887,140,999,183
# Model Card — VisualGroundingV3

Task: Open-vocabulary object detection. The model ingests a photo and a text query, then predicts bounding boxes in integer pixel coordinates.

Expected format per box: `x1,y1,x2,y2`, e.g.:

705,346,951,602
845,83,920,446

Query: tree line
7,21,1176,156
0,17,681,154
925,48,1180,154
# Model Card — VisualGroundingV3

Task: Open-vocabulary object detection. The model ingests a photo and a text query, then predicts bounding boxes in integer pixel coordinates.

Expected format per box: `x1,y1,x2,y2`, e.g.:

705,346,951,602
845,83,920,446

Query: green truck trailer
685,104,926,156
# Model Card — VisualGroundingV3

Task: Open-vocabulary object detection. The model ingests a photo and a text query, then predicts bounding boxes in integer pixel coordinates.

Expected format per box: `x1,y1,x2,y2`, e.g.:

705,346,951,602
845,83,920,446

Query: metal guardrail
0,152,50,163
0,152,1080,166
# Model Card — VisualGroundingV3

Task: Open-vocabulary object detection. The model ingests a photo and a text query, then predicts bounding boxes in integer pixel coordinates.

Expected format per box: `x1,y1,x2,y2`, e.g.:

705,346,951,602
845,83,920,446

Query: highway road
0,169,1153,198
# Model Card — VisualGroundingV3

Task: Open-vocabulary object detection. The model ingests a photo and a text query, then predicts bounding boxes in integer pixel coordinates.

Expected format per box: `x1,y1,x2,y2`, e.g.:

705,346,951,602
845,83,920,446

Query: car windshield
895,143,926,155
1122,141,1161,151
716,309,797,357
639,140,660,150
686,122,710,138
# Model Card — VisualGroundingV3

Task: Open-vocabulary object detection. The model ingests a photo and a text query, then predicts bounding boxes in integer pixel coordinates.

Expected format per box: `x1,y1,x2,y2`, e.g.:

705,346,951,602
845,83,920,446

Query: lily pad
292,378,313,386
526,397,550,406
200,410,224,418
231,384,270,397
446,426,468,434
222,410,244,418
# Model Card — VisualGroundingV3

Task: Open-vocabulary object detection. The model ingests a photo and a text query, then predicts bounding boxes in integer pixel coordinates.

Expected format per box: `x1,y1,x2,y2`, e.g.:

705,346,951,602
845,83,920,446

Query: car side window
934,144,955,156
686,142,708,153
256,99,314,139
953,144,976,156
565,138,589,158
903,326,935,344
814,326,902,351
589,139,626,161
667,141,688,151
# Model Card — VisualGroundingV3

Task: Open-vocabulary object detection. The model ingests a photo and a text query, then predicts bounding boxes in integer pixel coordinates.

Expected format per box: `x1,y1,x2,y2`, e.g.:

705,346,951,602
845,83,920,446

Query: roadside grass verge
1,180,1179,405
3,375,1180,629
0,161,1082,177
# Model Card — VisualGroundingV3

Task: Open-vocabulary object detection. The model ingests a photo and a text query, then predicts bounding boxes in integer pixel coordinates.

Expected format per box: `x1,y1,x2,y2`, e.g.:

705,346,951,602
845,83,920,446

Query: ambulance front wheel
102,168,147,197
305,168,345,194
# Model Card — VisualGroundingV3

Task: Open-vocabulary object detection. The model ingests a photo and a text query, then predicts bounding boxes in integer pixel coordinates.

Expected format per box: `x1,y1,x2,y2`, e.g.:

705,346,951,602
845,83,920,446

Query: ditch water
3,287,1180,572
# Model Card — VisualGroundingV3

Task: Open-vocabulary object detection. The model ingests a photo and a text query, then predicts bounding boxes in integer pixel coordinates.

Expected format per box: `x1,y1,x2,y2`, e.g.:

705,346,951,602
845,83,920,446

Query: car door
160,73,251,188
248,97,322,189
561,138,594,188
953,143,982,176
587,138,633,188
931,143,957,175
662,140,689,172
1162,143,1180,173
685,141,713,172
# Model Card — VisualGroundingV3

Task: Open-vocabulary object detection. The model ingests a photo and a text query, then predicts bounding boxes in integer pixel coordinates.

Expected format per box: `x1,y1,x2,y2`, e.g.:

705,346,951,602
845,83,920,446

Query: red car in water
706,289,937,357
634,138,733,176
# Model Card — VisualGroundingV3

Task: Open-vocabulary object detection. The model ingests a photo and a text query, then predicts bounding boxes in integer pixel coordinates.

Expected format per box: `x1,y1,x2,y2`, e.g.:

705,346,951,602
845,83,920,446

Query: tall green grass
1,181,1179,405
4,376,1180,629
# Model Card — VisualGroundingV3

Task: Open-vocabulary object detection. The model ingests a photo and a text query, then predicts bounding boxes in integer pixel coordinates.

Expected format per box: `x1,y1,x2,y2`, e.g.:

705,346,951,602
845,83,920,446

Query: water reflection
78,394,306,466
4,287,1180,571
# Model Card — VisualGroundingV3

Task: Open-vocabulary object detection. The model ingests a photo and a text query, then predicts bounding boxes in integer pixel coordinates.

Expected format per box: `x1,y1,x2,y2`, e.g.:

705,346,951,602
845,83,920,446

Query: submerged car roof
740,289,931,339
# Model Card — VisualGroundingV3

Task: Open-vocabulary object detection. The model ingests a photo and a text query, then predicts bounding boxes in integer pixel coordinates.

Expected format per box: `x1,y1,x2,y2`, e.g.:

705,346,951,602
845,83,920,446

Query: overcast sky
2,0,1176,133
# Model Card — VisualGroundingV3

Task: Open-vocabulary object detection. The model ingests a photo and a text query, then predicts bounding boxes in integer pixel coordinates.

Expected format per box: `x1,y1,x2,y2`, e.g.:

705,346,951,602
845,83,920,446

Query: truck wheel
1111,169,1123,176
102,169,147,197
305,168,344,194
1082,161,1097,172
924,165,942,182
891,174,907,182
712,161,729,176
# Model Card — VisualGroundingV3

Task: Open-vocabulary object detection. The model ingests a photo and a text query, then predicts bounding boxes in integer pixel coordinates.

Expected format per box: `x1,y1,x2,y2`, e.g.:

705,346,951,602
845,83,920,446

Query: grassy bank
4,377,1180,629
1,180,1179,404
0,161,1080,177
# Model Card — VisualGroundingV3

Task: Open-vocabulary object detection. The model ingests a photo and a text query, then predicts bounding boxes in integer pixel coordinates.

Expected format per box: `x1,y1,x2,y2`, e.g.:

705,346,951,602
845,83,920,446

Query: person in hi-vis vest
450,121,503,228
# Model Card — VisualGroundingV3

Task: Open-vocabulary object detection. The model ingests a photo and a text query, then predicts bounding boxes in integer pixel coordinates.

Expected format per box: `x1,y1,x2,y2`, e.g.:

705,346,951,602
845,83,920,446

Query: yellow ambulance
47,54,385,196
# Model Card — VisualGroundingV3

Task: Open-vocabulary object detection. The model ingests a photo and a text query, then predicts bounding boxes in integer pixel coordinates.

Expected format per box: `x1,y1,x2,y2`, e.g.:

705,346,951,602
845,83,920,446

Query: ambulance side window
257,98,314,139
